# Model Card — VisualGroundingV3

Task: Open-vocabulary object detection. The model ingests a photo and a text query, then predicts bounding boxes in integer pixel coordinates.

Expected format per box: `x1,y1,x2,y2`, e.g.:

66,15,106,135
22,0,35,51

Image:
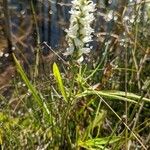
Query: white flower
77,56,84,63
4,53,9,57
82,36,92,43
65,0,96,62
106,10,114,21
66,24,79,38
80,47,91,54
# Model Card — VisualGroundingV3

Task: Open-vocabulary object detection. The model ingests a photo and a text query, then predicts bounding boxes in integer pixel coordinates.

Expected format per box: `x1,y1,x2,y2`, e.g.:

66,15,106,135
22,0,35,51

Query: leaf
13,54,50,117
78,136,121,149
53,63,67,102
92,110,106,129
76,90,150,103
106,91,150,103
76,90,138,103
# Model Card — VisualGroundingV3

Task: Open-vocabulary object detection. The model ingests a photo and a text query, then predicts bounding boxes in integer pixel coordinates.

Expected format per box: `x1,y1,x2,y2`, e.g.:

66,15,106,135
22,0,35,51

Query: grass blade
76,90,150,103
78,136,121,149
53,62,67,102
13,54,50,116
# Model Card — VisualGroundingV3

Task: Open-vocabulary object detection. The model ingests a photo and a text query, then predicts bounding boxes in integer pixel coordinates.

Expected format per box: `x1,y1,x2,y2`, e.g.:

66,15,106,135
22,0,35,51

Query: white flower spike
65,0,96,62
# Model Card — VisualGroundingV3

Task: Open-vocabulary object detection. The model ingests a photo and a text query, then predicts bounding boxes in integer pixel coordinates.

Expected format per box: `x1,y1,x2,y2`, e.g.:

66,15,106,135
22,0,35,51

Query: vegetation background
0,0,150,149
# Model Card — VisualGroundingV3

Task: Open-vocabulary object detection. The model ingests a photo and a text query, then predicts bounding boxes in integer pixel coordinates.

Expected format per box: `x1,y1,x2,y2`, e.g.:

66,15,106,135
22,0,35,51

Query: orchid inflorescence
65,0,96,63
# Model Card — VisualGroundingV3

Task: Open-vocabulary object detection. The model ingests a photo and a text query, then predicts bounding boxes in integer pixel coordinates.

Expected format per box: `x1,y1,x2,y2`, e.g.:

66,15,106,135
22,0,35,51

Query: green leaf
13,54,50,117
76,90,150,103
78,136,121,149
106,91,150,103
53,62,67,102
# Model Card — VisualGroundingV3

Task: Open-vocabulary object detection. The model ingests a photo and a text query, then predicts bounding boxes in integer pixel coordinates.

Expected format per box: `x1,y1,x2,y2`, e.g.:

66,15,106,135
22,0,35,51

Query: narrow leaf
13,54,50,116
78,136,120,149
53,63,67,102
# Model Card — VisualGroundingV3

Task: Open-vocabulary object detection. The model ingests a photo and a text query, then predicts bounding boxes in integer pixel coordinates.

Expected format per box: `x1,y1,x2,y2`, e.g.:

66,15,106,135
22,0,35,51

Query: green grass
0,1,150,150
0,51,149,149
